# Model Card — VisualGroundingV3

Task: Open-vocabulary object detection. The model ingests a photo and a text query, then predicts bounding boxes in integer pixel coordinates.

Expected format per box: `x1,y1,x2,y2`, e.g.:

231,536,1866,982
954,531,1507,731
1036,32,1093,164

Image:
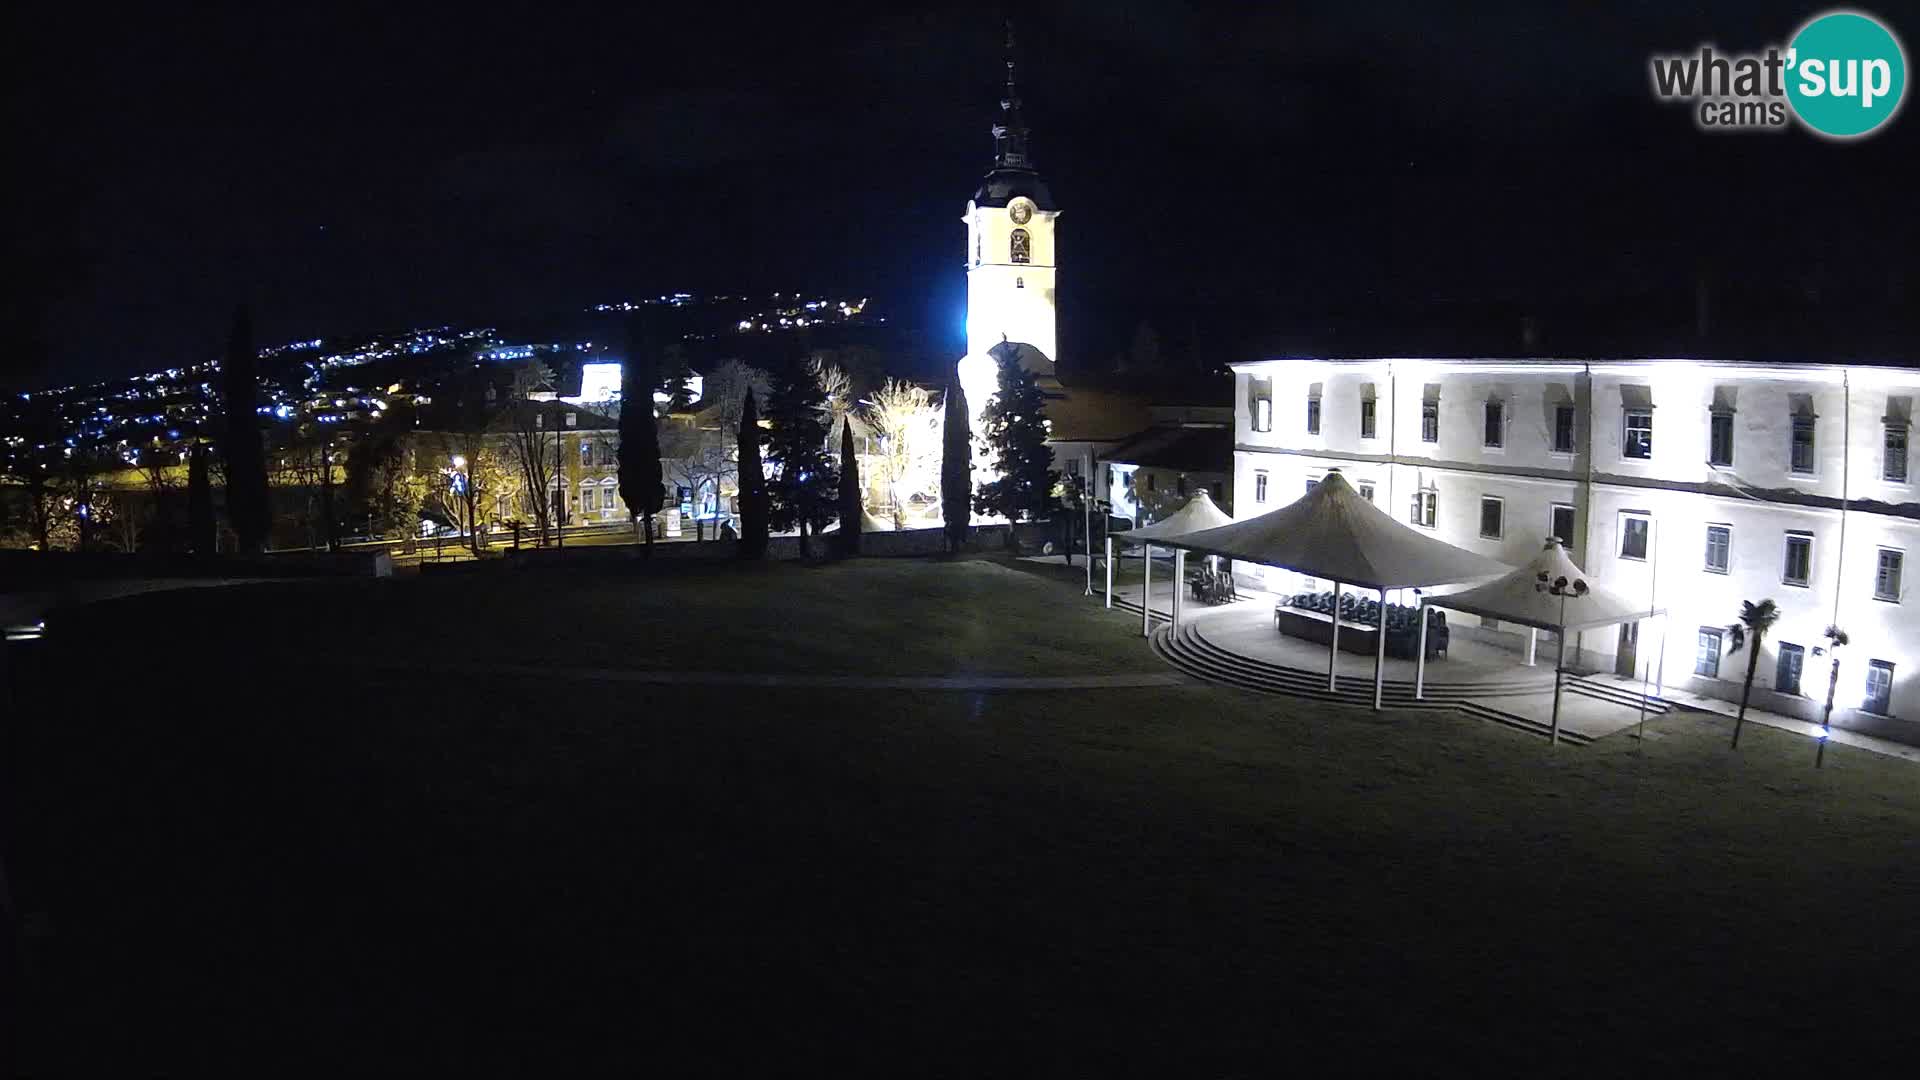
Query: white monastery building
1231,357,1920,740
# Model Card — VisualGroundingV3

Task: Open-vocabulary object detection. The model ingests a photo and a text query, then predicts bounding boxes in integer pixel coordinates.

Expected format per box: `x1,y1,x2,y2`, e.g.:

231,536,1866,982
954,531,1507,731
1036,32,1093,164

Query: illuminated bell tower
961,24,1059,397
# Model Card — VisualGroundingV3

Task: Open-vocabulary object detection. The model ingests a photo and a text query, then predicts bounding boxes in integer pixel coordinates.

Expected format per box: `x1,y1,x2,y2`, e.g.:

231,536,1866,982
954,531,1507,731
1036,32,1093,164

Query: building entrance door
1615,621,1640,678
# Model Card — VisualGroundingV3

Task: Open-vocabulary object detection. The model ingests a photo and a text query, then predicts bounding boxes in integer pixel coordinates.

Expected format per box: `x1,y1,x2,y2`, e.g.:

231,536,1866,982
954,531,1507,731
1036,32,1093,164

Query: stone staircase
1149,621,1596,746
1565,674,1673,716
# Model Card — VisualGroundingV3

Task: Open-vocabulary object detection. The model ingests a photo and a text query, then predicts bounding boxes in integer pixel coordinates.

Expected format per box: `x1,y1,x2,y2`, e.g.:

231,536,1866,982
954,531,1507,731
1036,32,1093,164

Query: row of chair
1187,568,1239,605
1277,591,1449,659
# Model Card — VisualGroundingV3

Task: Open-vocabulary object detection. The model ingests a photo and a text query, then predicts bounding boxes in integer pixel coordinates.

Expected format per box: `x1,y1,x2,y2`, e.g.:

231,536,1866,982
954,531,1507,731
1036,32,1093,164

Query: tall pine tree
764,365,838,559
837,420,861,557
219,305,271,553
619,314,666,555
736,389,769,559
940,378,971,554
973,346,1056,532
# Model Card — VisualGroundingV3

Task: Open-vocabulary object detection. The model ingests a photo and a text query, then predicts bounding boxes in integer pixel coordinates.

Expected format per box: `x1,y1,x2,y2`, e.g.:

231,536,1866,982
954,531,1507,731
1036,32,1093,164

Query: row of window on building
1249,469,1906,605
1250,386,1910,482
1693,627,1895,715
493,478,625,518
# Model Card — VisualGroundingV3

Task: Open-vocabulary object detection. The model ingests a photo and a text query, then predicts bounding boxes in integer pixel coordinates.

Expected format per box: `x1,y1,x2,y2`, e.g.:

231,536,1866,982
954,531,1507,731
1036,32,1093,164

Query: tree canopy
972,348,1055,523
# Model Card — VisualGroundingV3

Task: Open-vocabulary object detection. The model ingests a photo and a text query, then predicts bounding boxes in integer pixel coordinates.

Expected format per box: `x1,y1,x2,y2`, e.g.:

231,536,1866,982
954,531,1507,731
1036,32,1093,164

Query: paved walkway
1583,673,1920,764
371,661,1196,692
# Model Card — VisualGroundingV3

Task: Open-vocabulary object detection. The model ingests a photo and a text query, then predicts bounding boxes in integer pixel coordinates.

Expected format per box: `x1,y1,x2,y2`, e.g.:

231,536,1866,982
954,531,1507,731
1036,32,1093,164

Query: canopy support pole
1103,536,1113,609
1551,630,1568,746
1171,549,1186,633
1414,601,1429,700
1372,587,1387,711
1526,627,1538,667
1328,581,1342,692
1141,543,1152,638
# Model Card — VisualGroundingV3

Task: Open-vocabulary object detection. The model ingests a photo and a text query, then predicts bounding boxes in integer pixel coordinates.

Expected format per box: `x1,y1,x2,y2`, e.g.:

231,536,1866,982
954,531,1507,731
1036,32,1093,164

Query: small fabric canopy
1161,470,1508,590
1120,490,1234,543
1425,540,1663,632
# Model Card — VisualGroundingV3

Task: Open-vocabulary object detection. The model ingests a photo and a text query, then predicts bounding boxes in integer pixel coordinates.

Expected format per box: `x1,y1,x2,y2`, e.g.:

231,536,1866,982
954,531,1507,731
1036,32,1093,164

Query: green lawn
10,556,1919,1072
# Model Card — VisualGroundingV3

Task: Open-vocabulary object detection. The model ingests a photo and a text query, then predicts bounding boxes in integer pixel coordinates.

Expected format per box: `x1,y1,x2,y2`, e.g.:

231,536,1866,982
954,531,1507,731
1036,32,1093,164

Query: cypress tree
219,305,272,553
973,346,1057,531
837,420,861,557
940,378,971,555
619,314,666,556
187,440,215,555
737,389,769,559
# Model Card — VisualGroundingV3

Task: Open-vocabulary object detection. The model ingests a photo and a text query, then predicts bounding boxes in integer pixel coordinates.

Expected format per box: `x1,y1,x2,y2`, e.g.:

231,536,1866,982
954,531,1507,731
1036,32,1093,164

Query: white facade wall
1233,358,1920,739
964,198,1059,364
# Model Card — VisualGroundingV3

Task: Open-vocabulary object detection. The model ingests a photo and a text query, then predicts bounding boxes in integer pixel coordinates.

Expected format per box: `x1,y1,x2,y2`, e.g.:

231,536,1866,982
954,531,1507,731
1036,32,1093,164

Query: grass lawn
8,556,1920,1072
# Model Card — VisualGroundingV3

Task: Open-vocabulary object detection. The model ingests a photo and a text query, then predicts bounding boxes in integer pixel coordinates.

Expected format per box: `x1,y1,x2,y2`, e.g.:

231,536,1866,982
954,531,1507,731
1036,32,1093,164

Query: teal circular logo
1786,11,1907,137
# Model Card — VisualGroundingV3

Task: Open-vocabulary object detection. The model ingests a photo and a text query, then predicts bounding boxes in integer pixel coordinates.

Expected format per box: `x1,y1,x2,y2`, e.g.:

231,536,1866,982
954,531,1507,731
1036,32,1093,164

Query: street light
1535,569,1589,746
450,454,472,548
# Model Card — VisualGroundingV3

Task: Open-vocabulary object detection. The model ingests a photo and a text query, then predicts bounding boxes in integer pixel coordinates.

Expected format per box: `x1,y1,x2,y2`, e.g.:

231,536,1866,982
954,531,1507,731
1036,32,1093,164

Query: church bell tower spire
992,21,1031,169
961,17,1059,378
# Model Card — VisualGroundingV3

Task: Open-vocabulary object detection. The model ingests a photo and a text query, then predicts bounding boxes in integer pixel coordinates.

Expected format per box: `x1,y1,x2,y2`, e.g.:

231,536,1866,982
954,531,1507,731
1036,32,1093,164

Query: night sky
10,0,1919,389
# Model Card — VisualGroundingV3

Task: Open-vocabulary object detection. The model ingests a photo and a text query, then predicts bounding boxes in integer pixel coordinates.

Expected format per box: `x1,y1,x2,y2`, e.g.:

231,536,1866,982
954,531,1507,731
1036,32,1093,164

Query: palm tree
1817,623,1849,768
1725,598,1781,749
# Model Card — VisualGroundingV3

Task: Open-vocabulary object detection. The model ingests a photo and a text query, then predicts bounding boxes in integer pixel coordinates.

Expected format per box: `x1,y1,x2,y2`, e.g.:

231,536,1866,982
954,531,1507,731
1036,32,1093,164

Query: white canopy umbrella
1425,539,1667,743
1121,489,1235,543
1108,491,1237,632
1160,470,1510,710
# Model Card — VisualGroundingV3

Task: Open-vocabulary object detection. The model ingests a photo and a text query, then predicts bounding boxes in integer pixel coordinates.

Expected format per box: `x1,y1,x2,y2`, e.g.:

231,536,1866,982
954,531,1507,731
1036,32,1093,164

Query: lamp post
1535,570,1589,746
450,454,469,551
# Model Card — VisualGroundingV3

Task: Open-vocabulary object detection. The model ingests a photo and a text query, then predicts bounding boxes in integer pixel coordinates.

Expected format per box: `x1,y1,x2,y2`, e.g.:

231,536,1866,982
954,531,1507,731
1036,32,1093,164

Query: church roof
973,23,1055,210
1104,424,1231,475
973,167,1056,210
1041,386,1154,444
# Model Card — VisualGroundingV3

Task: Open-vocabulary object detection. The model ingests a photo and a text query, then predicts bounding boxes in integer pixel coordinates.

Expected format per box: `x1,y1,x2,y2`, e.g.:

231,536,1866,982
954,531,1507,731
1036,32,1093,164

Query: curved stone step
1151,624,1591,745
1182,622,1550,698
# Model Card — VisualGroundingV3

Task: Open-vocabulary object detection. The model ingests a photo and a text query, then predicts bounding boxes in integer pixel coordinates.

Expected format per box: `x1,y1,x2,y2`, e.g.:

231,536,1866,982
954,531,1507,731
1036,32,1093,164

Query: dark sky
10,0,1919,389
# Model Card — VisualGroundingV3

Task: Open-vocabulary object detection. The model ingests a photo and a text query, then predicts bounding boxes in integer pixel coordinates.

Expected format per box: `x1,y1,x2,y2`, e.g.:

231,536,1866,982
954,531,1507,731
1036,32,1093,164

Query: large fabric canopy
1121,490,1234,543
1424,540,1663,632
1161,471,1508,590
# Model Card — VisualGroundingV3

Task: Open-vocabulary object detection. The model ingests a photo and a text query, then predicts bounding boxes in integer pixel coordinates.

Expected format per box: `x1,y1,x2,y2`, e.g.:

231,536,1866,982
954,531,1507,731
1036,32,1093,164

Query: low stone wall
497,521,1083,567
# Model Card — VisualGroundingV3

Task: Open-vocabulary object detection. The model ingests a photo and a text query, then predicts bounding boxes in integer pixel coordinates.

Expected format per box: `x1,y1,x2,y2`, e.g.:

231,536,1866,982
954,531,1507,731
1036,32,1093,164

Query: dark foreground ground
6,557,1920,1073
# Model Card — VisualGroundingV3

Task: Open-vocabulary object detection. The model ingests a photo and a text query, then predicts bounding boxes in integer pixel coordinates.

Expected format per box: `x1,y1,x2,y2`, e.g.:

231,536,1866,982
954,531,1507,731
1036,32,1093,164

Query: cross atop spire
992,19,1031,169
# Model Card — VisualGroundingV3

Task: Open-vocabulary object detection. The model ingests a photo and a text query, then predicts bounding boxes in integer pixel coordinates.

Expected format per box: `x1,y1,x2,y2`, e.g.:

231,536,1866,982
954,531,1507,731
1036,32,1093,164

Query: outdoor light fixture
1535,568,1590,745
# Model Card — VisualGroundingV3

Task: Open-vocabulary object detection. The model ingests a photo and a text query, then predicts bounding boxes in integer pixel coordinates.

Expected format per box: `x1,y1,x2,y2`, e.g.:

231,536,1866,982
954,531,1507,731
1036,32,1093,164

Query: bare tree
505,361,557,545
864,378,941,529
690,359,772,531
661,420,729,541
271,424,334,551
421,429,510,556
135,443,186,552
809,355,855,443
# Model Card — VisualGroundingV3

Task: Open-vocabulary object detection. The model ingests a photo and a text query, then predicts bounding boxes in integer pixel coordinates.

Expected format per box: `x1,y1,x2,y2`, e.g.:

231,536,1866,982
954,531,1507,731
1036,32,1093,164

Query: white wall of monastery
1233,358,1920,738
